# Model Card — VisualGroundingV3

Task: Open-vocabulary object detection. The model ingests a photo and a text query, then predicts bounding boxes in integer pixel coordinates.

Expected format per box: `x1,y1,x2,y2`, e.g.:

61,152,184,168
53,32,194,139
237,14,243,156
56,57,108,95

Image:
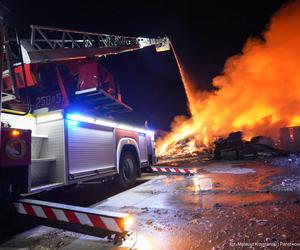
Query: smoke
157,0,300,157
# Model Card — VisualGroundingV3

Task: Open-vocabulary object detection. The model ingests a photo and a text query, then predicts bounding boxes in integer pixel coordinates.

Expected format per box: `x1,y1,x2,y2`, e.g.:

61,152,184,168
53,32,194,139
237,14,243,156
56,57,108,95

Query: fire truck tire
115,151,137,189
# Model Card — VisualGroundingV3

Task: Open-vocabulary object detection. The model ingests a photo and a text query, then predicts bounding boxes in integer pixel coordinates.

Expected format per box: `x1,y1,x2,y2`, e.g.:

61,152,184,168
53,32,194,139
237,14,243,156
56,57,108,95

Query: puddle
167,192,292,209
204,165,256,174
145,171,296,210
96,163,295,212
192,177,213,191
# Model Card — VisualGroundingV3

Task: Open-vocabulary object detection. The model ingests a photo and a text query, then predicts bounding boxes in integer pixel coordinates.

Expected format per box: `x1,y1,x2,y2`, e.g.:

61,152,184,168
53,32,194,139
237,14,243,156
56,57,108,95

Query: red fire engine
0,22,169,207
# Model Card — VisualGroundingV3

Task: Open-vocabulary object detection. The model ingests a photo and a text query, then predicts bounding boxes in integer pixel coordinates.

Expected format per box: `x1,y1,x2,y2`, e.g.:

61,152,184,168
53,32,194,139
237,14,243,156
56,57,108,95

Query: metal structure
75,87,133,114
1,25,170,115
21,25,170,63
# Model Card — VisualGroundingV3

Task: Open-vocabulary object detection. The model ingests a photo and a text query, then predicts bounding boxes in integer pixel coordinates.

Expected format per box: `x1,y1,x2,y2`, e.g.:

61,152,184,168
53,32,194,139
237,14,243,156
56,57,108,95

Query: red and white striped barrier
14,199,128,234
150,166,195,174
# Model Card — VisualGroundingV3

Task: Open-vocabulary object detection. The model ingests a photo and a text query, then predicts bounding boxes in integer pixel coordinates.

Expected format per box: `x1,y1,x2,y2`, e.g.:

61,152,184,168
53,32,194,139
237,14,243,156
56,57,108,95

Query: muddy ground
0,159,300,249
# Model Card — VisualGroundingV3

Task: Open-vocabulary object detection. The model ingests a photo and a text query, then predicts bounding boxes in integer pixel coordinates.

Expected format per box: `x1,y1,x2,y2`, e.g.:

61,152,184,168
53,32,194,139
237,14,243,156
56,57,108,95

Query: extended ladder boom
21,25,170,63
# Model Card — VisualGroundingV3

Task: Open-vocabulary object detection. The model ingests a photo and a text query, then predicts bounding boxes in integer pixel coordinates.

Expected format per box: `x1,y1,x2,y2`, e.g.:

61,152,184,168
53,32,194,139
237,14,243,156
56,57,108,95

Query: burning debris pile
157,134,210,159
157,0,300,158
213,131,288,160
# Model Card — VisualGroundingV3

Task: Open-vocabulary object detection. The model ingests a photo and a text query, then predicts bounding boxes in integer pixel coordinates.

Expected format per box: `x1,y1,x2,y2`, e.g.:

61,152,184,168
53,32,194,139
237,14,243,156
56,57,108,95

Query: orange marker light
123,214,135,231
12,130,21,137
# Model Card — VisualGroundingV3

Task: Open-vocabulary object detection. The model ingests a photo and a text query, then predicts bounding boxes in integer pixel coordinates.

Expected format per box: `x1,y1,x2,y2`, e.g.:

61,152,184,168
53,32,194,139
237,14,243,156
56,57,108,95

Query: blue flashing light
65,113,155,136
66,113,94,123
66,113,81,121
67,119,79,126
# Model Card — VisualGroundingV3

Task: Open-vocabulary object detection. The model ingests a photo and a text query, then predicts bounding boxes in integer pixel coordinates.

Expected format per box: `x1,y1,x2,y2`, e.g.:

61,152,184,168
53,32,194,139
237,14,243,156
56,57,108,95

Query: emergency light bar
34,111,154,136
66,113,154,136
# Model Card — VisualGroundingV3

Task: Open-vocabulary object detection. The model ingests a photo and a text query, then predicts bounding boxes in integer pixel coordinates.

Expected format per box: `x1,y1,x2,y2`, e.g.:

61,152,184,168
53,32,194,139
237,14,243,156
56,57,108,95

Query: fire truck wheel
115,151,137,189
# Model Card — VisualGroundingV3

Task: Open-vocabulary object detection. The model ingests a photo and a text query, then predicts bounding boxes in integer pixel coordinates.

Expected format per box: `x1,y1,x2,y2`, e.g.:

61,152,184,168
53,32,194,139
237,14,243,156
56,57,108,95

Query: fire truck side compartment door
66,122,115,176
138,133,148,162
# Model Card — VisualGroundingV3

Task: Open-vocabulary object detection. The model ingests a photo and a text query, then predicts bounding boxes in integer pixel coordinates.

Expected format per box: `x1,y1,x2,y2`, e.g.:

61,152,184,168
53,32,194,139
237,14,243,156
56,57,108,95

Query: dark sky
1,0,290,130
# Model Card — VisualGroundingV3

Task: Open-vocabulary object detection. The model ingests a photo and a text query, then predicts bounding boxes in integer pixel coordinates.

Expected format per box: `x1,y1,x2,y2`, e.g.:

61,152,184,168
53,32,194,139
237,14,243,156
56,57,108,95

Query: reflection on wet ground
88,161,300,249
125,163,293,210
1,161,300,250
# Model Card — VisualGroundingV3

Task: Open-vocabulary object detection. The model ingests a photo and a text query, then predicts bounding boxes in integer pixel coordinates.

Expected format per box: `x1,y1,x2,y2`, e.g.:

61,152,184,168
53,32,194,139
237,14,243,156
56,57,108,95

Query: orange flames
157,0,300,157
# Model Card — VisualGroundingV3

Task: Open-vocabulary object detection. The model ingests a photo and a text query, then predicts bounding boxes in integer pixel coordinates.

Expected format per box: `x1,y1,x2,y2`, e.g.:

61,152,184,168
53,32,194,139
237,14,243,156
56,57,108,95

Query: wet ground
1,160,300,249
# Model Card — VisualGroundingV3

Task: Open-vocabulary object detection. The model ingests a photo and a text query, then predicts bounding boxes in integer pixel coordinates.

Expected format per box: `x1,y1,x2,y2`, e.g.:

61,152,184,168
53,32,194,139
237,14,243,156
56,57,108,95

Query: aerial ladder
2,25,170,114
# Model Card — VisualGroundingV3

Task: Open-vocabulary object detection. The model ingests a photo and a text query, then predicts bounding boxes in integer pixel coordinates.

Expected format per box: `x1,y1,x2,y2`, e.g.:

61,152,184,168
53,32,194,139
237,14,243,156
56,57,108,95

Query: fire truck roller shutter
115,138,141,188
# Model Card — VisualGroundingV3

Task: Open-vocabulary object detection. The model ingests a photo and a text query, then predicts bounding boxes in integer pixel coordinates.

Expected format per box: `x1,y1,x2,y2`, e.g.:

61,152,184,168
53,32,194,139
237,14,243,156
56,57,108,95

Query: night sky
1,0,290,131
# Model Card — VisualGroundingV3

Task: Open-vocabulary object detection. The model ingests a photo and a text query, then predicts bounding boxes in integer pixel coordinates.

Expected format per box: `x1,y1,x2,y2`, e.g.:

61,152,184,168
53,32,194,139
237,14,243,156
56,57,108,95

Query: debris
213,203,222,208
271,237,279,242
214,132,283,160
213,182,221,188
228,190,237,194
154,226,163,232
146,220,153,225
266,153,300,168
250,136,275,147
189,219,200,225
293,199,300,204
260,180,269,185
141,207,149,213
56,241,65,248
281,234,288,240
257,220,268,226
214,131,243,160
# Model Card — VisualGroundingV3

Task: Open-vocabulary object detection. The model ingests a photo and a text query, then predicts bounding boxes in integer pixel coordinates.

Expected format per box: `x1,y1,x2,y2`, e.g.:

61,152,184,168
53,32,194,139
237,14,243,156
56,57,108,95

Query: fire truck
0,19,170,207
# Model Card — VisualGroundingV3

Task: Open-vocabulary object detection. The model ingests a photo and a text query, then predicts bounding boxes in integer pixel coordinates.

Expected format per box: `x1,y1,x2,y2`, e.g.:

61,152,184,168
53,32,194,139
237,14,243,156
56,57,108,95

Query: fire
157,0,300,157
